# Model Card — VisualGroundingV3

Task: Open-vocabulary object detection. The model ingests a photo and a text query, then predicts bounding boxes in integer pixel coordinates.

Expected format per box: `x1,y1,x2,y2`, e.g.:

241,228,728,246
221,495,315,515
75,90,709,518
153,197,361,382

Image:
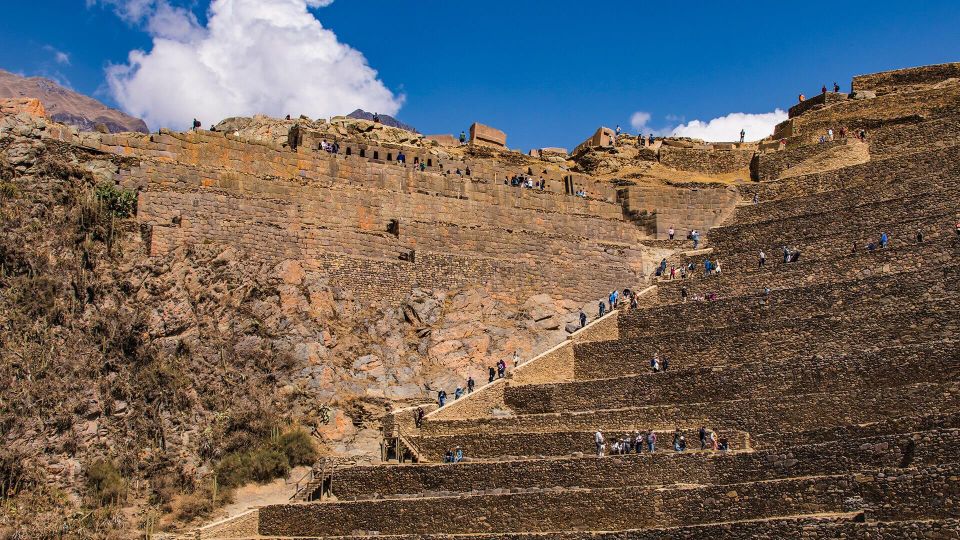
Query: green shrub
214,453,251,489
85,459,127,506
94,183,137,218
214,429,315,489
273,429,318,467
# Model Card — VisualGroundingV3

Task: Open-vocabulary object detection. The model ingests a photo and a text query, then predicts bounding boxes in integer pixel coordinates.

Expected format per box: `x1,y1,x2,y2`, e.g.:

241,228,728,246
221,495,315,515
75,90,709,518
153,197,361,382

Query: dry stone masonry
239,63,960,539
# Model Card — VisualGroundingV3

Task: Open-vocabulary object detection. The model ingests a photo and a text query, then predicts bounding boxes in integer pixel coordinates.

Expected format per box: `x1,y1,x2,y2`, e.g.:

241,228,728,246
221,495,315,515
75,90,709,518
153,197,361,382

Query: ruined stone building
1,62,958,538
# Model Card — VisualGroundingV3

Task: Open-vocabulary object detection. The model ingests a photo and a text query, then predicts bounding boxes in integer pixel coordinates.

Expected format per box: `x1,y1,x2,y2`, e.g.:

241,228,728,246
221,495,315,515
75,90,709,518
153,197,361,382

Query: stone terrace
194,66,960,538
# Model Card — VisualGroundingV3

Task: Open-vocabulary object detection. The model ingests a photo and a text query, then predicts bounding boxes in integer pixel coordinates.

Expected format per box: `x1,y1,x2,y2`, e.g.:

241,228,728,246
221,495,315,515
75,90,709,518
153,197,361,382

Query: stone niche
469,122,507,148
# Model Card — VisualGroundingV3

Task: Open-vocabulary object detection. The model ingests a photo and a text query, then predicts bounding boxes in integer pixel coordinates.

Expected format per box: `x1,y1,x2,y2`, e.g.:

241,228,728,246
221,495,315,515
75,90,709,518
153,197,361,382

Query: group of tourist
506,175,543,189
594,427,727,456
443,447,465,463
601,288,642,316
433,354,519,410
781,245,802,263
650,353,670,372
819,126,867,144
854,231,894,253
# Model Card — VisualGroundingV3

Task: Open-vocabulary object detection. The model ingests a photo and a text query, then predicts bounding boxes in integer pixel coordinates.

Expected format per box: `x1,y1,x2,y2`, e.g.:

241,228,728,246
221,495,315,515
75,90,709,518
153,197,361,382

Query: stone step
420,382,960,439
247,517,960,539
574,306,957,381
654,239,958,304
507,341,958,415
333,428,959,501
618,269,953,340
257,463,960,537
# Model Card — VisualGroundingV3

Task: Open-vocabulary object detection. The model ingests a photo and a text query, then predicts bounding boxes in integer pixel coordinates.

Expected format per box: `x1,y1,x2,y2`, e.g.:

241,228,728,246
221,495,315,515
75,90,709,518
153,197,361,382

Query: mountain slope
0,69,148,133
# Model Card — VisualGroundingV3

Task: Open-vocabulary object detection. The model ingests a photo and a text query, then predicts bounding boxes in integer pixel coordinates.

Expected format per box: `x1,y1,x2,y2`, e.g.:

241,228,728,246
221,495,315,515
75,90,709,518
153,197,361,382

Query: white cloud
670,109,787,142
43,45,71,65
103,0,402,130
629,111,651,132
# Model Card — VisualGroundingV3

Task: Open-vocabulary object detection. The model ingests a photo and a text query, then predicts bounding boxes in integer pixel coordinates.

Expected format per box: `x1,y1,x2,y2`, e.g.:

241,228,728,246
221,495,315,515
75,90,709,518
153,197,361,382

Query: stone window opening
359,149,366,158
346,147,352,156
427,159,433,167
373,151,380,160
387,219,400,237
387,153,393,161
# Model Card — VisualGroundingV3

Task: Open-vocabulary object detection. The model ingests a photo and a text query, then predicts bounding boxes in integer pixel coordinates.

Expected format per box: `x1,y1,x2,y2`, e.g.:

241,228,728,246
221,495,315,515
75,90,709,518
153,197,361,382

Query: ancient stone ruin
1,61,958,538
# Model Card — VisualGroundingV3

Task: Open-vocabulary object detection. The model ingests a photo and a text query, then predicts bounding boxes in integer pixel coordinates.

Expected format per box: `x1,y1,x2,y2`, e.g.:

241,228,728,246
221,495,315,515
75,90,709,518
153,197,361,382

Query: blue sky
1,1,959,150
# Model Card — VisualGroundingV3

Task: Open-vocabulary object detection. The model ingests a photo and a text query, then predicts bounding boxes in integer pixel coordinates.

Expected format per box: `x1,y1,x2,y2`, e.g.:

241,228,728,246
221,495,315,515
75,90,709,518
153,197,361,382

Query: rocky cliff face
0,110,606,537
0,69,148,133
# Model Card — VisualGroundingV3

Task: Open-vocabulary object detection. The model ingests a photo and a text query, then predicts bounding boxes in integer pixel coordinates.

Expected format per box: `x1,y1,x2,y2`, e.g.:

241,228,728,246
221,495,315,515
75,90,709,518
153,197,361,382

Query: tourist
852,241,858,254
420,162,426,172
459,131,466,144
868,242,876,252
599,300,606,317
718,436,729,451
513,350,521,369
699,426,707,450
415,407,425,428
691,230,700,249
916,229,924,243
839,126,846,138
668,226,675,240
444,448,454,463
647,431,657,453
833,81,840,93
630,292,638,310
828,128,834,141
454,386,463,400
595,430,605,456
821,84,827,94
880,231,889,248
670,265,676,280
397,151,406,164
609,290,619,311
673,429,683,452
488,366,496,383
454,447,464,463
633,431,643,454
678,436,687,452
790,248,801,263
192,118,201,130
753,193,759,205
739,129,745,143
759,250,766,268
662,356,669,371
680,266,687,280
710,431,718,451
782,245,790,264
714,259,722,275
648,133,654,146
651,354,660,373
209,125,217,132
681,286,688,303
579,309,587,328
704,259,711,276
438,390,447,407
497,359,506,379
798,93,805,103
467,376,475,393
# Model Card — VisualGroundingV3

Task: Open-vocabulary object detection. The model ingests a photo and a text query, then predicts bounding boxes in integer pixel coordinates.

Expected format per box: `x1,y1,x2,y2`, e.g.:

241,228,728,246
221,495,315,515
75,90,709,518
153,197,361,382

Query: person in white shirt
595,431,605,456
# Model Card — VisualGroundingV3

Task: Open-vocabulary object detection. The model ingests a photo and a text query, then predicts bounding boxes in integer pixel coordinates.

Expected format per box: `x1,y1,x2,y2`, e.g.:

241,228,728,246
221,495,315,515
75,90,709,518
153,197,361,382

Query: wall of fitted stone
739,143,960,202
418,381,958,439
256,519,960,540
658,146,754,175
97,130,651,305
260,475,855,536
506,342,954,414
752,139,849,181
787,91,848,118
851,62,960,95
333,429,958,500
623,183,740,240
